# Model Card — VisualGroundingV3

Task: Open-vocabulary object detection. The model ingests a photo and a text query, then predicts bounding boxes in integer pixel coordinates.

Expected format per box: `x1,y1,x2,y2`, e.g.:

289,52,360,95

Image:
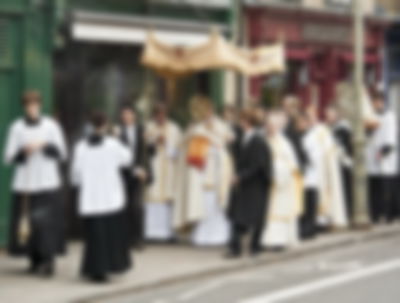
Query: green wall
0,0,56,246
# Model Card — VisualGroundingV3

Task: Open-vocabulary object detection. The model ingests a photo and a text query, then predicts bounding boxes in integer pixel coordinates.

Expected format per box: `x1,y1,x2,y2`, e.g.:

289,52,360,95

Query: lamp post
352,0,370,227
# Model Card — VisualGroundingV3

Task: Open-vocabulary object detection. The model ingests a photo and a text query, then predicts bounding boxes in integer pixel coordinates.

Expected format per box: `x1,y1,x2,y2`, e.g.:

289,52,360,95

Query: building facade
244,0,388,113
0,0,232,246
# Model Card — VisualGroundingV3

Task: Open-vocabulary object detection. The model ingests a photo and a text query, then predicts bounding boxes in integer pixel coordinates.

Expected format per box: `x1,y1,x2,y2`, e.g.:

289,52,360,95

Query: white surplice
263,133,303,248
174,117,234,246
144,120,182,240
366,110,398,177
71,136,131,216
4,116,67,193
312,124,348,228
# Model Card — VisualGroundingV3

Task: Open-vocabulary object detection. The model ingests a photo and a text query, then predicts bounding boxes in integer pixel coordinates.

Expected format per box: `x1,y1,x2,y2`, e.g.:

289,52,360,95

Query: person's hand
24,141,45,155
231,175,239,186
157,135,165,145
134,167,148,183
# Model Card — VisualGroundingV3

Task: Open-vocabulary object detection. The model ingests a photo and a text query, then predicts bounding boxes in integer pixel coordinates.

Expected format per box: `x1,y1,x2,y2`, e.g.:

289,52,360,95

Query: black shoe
91,274,109,283
38,262,55,278
250,248,265,257
27,263,40,274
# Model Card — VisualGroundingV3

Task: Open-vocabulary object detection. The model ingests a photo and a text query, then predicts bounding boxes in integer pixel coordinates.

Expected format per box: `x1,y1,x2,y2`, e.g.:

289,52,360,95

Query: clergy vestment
331,119,354,222
174,117,233,246
227,131,272,254
4,116,67,267
144,120,182,240
312,124,348,229
366,109,398,222
117,123,152,248
71,135,132,279
263,133,302,248
285,119,309,173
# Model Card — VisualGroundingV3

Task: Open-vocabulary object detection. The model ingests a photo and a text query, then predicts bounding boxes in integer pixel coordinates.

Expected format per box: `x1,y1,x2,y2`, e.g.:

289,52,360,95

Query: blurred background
1,1,400,302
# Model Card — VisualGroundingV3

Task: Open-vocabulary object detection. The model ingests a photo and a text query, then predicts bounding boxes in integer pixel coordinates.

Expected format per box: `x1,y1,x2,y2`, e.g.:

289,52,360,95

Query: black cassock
332,122,354,222
227,134,273,254
119,124,152,248
9,191,66,259
285,119,309,173
81,211,131,278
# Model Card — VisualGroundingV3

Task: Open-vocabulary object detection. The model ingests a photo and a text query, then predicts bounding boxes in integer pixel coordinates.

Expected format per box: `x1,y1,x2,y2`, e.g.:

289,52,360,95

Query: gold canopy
141,30,286,77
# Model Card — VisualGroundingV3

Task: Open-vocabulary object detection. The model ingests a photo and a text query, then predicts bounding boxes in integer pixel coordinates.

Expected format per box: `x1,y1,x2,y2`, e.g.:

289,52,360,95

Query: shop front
246,5,387,114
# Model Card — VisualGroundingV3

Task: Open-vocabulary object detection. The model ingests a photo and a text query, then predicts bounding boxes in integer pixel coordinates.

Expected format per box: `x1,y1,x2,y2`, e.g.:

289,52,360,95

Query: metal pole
352,0,370,227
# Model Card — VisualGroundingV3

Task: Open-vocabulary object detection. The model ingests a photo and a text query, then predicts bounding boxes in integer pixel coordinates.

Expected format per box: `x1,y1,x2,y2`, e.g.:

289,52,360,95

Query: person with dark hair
226,108,273,258
4,90,67,277
366,93,398,223
116,104,151,249
71,111,132,283
144,104,182,241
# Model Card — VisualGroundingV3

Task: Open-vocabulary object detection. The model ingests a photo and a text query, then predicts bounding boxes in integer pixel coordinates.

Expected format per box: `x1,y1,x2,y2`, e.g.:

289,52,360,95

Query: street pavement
98,231,400,303
1,225,400,303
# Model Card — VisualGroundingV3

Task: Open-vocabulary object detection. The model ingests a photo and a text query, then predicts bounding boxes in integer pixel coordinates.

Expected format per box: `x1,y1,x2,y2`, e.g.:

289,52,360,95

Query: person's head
282,95,300,118
325,104,341,125
153,103,168,124
295,111,311,133
90,111,108,134
190,95,214,122
22,90,42,119
253,106,267,128
372,91,386,113
239,108,258,131
223,105,237,124
304,104,318,125
266,109,287,135
120,104,137,125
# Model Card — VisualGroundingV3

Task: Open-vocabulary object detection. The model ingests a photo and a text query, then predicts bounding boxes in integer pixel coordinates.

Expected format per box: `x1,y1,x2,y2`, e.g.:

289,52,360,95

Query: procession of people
3,89,400,283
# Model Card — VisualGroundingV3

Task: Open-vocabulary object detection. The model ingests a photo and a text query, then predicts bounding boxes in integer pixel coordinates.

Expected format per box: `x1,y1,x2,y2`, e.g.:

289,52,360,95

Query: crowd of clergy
3,89,398,283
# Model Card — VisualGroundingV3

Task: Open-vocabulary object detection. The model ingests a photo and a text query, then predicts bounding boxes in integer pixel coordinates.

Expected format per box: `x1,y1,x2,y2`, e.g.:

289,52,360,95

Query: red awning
340,51,380,64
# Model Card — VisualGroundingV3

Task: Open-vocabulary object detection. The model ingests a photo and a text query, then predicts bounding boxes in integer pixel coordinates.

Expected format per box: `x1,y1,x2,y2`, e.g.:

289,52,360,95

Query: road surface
97,232,400,303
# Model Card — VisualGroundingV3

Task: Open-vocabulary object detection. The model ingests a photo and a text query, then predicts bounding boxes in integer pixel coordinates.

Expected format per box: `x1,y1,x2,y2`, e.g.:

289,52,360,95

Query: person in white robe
304,106,348,230
326,105,354,223
71,112,132,283
4,90,67,277
366,92,398,223
263,110,303,249
145,104,182,241
174,96,234,246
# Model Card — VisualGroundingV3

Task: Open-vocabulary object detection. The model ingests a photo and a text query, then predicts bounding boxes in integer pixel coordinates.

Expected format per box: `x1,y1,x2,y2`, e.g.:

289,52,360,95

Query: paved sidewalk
1,224,399,303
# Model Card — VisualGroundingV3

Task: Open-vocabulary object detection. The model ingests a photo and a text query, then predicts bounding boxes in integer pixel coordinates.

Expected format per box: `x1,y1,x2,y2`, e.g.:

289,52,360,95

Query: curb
78,225,400,303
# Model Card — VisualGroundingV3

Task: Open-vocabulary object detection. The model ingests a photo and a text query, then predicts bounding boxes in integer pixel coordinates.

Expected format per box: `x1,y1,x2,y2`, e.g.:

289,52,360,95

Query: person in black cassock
4,90,67,277
227,108,273,258
326,105,354,224
366,92,399,223
71,112,132,283
117,104,152,249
